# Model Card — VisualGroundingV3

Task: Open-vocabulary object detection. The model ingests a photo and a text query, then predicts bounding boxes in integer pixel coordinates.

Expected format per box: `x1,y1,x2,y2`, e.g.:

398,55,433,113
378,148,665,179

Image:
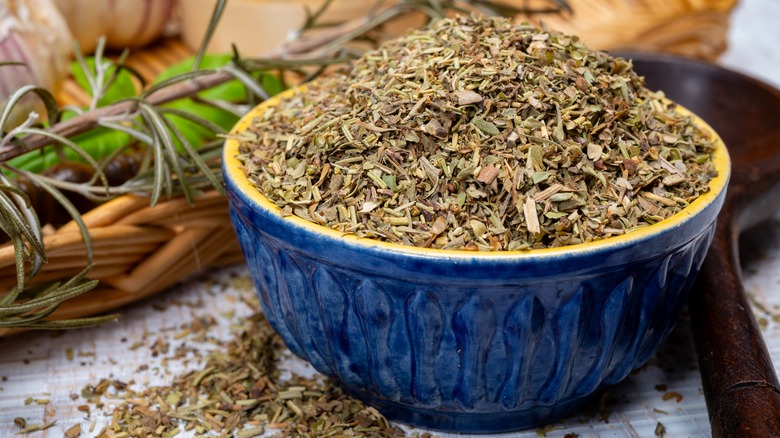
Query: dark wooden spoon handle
687,103,780,434
621,52,780,436
689,219,780,436
685,93,780,435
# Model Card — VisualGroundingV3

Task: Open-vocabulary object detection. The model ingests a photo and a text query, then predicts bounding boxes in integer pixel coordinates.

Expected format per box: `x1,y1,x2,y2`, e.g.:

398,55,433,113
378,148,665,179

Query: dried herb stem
0,72,233,163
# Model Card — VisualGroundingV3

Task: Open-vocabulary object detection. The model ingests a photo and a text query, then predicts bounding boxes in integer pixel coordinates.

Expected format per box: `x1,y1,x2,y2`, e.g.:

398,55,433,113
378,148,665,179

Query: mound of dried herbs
237,15,717,250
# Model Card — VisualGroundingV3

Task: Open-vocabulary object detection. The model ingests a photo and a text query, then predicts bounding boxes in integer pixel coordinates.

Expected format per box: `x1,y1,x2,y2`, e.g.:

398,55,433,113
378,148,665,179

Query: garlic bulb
53,0,175,53
0,0,72,128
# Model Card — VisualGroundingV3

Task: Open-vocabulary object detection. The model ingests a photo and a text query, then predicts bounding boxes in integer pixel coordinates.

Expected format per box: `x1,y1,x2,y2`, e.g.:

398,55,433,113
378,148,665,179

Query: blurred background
4,0,774,101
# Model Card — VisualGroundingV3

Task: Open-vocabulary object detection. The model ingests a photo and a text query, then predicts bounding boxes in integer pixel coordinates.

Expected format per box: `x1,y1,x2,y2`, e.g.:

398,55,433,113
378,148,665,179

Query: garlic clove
0,0,72,128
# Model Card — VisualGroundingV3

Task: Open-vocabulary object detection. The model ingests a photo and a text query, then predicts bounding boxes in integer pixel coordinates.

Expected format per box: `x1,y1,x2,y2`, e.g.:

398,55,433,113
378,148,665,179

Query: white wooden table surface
1,0,779,436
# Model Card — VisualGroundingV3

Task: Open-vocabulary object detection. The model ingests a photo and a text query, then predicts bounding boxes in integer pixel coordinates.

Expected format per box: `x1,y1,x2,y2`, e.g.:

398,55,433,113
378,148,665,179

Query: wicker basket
0,191,243,320
0,1,737,330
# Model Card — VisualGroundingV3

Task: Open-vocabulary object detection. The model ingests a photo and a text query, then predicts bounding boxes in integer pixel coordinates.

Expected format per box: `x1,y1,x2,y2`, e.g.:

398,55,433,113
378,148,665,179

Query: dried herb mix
87,308,405,437
237,15,717,250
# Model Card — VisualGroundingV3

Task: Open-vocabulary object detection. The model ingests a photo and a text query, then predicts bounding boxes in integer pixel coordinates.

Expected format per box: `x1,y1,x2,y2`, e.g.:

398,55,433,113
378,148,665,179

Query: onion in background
52,0,175,53
0,0,72,128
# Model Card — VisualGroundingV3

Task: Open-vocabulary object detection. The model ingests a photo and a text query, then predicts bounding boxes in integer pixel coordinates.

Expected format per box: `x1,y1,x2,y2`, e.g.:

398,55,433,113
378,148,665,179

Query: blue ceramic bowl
223,89,730,433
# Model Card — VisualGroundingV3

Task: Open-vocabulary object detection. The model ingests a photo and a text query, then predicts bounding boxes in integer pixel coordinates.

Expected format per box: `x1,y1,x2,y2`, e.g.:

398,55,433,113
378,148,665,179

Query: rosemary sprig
0,0,567,330
0,0,570,162
0,266,116,330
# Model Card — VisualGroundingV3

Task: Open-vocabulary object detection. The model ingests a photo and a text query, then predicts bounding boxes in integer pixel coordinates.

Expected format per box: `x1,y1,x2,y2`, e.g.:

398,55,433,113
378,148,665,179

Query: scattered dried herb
86,309,404,437
238,15,717,250
655,421,667,437
662,391,683,403
64,424,81,438
14,420,56,434
746,292,780,331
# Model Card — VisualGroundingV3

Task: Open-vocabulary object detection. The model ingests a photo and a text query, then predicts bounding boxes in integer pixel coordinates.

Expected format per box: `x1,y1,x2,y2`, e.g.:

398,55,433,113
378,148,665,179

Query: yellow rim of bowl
224,87,731,259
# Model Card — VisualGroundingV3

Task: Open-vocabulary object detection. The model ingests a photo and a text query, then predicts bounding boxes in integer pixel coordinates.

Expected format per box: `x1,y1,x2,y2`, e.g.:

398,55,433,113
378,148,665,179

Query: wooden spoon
622,52,780,436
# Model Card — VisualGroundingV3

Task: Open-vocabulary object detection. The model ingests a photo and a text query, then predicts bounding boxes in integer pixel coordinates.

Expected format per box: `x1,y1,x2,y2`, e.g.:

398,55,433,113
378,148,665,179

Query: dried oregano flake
237,15,717,250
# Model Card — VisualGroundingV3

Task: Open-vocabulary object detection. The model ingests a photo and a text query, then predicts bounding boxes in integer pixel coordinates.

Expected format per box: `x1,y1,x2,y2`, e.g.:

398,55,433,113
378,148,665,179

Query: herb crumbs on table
662,391,684,403
655,421,667,437
83,304,404,437
15,420,56,434
64,424,81,438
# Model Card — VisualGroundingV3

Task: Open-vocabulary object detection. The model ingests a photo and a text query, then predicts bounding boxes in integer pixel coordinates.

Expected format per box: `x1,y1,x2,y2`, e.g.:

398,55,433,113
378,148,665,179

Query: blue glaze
222,88,730,432
225,164,726,432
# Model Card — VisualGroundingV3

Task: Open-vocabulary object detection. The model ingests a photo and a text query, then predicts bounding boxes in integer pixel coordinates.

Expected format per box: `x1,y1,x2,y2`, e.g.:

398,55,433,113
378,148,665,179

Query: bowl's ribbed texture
224,82,730,432
226,170,723,431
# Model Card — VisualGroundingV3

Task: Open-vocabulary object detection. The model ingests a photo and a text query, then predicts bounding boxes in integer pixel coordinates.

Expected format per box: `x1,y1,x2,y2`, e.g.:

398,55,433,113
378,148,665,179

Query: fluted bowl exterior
223,90,730,433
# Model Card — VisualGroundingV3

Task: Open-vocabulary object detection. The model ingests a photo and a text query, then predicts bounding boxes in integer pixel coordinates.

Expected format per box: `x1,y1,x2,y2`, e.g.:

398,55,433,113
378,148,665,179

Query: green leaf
162,99,238,148
154,54,261,150
545,210,569,219
70,58,138,107
4,54,140,175
18,128,109,189
156,54,246,102
140,69,217,99
532,171,552,185
222,64,270,100
7,126,131,174
0,184,45,258
262,72,286,97
471,116,500,136
158,106,227,136
0,279,98,317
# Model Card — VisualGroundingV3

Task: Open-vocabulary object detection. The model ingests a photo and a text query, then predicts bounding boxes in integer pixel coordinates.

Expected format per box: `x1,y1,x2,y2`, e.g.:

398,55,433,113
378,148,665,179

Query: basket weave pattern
0,190,243,321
